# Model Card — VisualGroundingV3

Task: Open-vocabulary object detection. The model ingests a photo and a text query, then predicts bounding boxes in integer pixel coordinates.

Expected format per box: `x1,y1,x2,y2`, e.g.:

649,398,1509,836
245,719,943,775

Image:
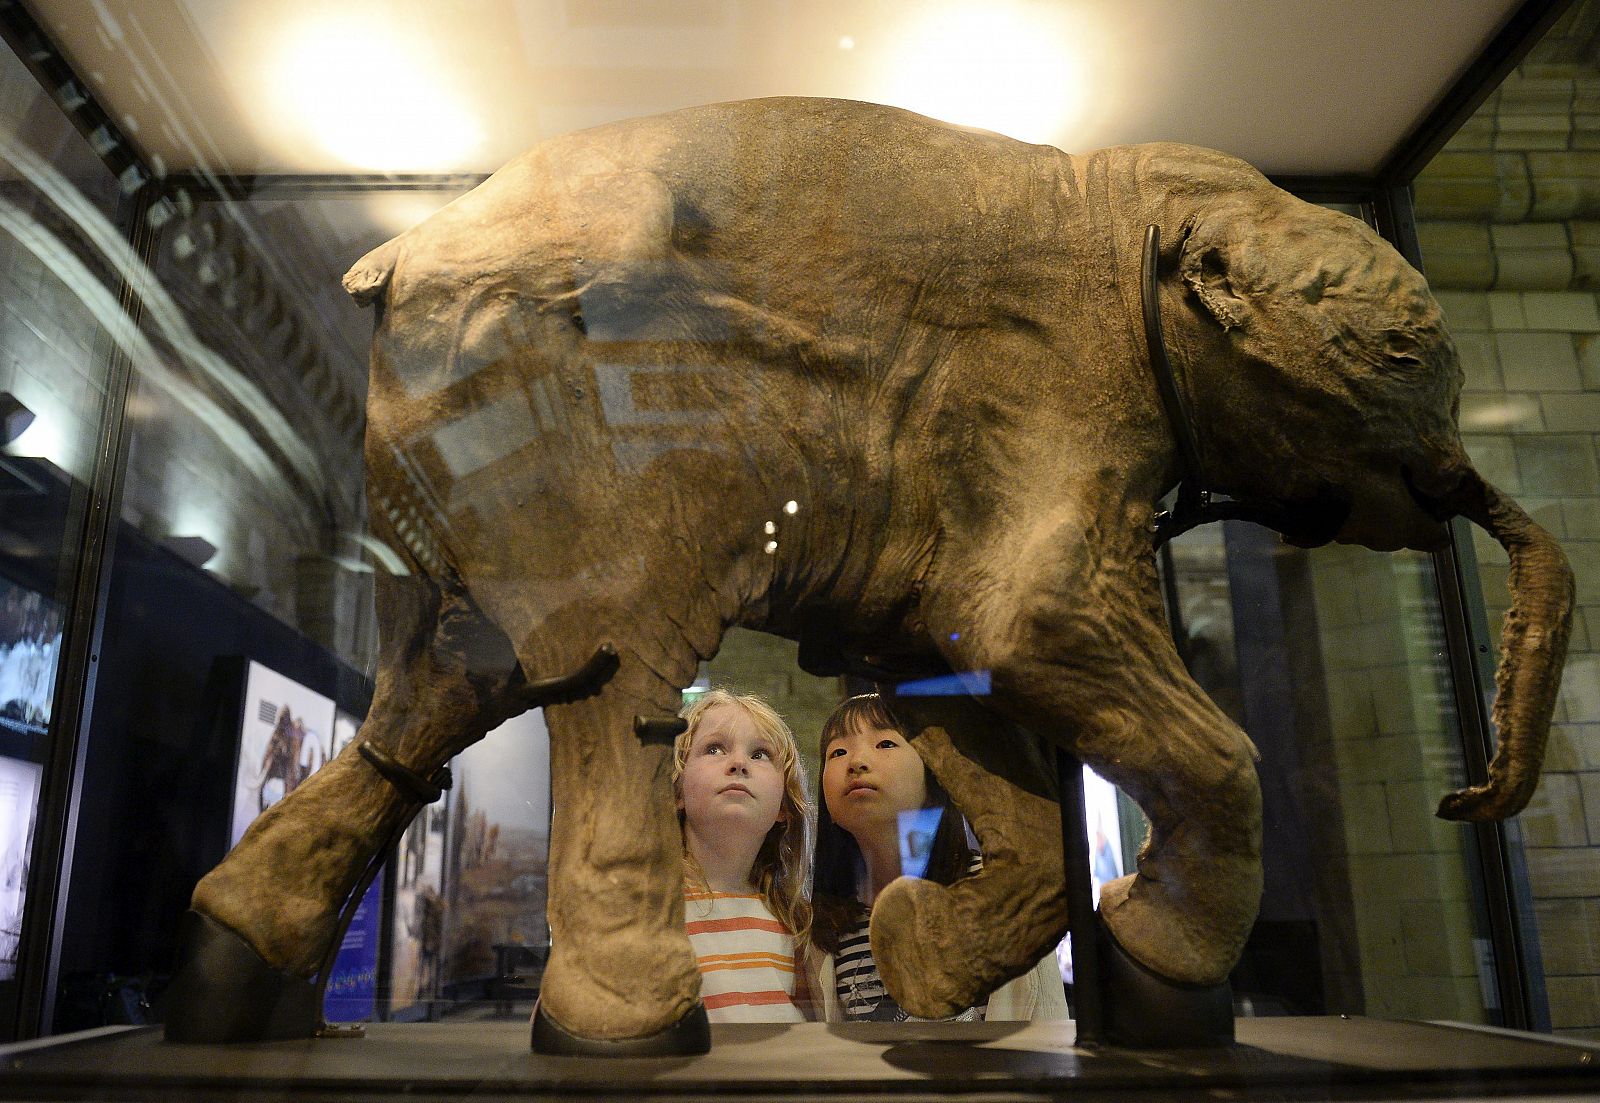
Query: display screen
0,575,62,738
229,661,337,847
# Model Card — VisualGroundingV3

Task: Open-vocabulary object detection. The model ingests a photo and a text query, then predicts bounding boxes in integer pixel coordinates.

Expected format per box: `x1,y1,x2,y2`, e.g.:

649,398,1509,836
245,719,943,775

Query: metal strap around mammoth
1142,223,1211,543
1143,224,1348,549
358,742,452,805
352,643,620,805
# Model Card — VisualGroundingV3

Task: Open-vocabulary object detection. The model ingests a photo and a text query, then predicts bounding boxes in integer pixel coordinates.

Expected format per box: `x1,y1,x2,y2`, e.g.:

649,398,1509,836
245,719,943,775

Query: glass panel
0,38,124,1035
0,0,1557,1054
1164,520,1499,1022
1413,2,1600,1043
53,185,485,1031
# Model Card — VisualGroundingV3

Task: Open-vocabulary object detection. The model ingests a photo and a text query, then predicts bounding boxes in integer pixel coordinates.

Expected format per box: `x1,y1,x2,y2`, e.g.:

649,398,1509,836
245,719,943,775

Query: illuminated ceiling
29,0,1523,179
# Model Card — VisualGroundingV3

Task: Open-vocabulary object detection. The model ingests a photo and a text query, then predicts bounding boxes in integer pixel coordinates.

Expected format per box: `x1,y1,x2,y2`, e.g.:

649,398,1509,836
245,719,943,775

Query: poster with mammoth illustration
229,661,336,847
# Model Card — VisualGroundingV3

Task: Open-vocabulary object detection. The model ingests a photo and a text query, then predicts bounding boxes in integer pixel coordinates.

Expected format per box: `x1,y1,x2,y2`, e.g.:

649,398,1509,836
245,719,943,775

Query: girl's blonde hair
673,689,812,944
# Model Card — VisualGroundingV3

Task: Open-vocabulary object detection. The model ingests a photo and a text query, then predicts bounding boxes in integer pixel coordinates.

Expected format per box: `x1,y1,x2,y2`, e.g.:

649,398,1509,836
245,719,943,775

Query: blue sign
323,871,383,1022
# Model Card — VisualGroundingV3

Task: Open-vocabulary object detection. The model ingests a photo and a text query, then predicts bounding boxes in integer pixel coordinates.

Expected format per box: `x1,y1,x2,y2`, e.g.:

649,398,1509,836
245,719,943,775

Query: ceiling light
870,3,1091,146
269,15,483,171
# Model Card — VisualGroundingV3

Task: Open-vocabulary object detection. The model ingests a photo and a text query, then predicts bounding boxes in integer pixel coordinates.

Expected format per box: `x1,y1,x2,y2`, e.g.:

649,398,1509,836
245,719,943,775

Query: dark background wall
50,478,369,1029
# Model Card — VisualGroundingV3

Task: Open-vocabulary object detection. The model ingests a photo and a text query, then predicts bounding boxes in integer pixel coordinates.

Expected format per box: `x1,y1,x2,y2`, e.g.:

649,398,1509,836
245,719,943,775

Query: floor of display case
0,1016,1596,1101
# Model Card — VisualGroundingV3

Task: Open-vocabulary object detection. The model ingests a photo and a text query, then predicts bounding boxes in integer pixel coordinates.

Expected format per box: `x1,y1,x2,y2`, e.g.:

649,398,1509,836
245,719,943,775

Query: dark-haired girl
809,694,1067,1021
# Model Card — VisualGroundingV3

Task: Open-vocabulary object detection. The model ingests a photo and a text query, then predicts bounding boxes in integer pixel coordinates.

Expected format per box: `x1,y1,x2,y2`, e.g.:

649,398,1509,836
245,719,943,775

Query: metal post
1057,745,1103,1047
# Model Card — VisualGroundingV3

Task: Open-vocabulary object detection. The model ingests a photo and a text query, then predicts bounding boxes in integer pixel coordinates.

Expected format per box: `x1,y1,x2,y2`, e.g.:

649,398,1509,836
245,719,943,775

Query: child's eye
826,747,845,759
701,741,725,755
877,739,899,750
752,748,771,760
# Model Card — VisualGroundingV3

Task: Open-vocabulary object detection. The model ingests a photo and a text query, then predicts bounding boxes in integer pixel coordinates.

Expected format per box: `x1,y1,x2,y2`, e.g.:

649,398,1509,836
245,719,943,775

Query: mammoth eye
1383,331,1426,367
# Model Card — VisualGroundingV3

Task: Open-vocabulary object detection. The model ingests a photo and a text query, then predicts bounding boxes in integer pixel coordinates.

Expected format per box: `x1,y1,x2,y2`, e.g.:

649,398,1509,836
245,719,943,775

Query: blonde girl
673,689,813,1021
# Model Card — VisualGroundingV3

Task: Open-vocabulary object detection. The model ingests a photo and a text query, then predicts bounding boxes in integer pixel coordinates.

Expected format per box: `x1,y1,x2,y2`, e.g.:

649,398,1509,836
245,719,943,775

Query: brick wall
1310,546,1491,1021
1413,0,1600,1039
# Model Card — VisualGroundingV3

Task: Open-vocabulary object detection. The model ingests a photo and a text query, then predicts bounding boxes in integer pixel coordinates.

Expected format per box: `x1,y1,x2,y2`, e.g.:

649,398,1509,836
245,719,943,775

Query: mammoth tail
1433,465,1574,821
343,237,401,307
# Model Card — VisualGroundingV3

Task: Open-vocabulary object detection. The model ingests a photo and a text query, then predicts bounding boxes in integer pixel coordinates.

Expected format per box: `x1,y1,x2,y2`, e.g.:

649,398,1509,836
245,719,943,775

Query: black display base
2,1018,1596,1102
529,999,710,1056
161,910,320,1043
1097,917,1236,1047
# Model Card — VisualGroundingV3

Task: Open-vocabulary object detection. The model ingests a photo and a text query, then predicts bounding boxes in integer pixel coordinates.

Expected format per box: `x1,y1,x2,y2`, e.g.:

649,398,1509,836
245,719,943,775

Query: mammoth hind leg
533,635,707,1048
870,695,1068,1020
167,566,539,1042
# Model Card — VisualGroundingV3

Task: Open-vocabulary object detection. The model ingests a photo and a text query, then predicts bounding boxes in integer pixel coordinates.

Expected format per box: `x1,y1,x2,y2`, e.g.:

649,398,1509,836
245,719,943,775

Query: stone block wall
1413,0,1600,1039
1307,544,1491,1021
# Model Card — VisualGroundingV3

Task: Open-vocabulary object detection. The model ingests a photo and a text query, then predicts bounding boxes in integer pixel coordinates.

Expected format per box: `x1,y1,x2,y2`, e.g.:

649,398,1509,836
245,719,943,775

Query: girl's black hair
810,694,976,954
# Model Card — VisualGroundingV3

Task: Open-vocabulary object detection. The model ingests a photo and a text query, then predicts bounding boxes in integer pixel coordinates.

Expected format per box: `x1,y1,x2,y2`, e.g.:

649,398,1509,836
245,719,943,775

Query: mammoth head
1168,195,1574,824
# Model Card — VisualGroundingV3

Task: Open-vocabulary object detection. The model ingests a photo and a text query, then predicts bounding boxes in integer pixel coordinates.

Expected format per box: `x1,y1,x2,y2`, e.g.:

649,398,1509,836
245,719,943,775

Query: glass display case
0,0,1594,1097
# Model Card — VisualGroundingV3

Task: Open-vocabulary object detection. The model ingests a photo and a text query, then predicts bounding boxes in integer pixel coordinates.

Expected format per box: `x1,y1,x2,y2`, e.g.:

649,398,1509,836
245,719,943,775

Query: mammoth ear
1178,217,1251,332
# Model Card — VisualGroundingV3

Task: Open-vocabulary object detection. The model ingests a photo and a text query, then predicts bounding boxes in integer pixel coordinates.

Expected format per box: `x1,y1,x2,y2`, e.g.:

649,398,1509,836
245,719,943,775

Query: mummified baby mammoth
164,97,1572,1051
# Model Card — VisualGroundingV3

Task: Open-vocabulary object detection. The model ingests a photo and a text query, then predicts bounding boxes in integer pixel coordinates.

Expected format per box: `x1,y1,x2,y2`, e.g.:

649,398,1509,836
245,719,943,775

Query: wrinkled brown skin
189,97,1573,1034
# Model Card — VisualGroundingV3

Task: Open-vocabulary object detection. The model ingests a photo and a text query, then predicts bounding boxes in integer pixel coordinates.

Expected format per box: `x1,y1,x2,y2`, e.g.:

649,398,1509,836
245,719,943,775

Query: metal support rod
1057,745,1103,1047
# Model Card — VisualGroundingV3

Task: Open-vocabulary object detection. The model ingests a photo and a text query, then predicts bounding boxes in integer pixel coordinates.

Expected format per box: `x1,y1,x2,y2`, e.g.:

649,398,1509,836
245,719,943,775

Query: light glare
871,3,1090,146
271,17,482,171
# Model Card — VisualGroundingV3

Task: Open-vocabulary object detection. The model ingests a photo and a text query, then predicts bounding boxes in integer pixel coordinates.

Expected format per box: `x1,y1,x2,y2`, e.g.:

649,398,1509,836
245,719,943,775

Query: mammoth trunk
1436,468,1574,822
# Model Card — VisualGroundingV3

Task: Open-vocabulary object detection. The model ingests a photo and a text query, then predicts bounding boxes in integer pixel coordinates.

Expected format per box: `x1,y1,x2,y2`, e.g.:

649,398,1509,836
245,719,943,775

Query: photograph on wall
439,709,552,997
229,661,336,847
0,576,62,738
0,755,41,980
388,788,451,1017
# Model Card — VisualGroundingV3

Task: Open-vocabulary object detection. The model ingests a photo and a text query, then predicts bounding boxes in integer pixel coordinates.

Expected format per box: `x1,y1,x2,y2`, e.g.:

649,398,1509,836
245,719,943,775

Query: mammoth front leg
924,501,1263,993
533,648,705,1048
870,695,1066,1019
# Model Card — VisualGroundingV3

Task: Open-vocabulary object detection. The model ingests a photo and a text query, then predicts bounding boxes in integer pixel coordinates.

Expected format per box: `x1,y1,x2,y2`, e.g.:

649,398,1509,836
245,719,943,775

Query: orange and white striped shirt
684,889,804,1022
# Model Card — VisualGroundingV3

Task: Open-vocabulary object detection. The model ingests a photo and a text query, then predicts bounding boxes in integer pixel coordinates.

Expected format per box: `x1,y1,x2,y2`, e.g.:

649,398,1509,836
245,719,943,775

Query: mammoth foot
1097,871,1253,988
1097,914,1234,1048
870,876,1000,1020
530,999,710,1057
163,911,321,1043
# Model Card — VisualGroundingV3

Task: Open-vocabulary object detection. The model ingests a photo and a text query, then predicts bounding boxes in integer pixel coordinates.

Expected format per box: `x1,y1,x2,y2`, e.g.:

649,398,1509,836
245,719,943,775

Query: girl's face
678,704,787,834
822,722,928,838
